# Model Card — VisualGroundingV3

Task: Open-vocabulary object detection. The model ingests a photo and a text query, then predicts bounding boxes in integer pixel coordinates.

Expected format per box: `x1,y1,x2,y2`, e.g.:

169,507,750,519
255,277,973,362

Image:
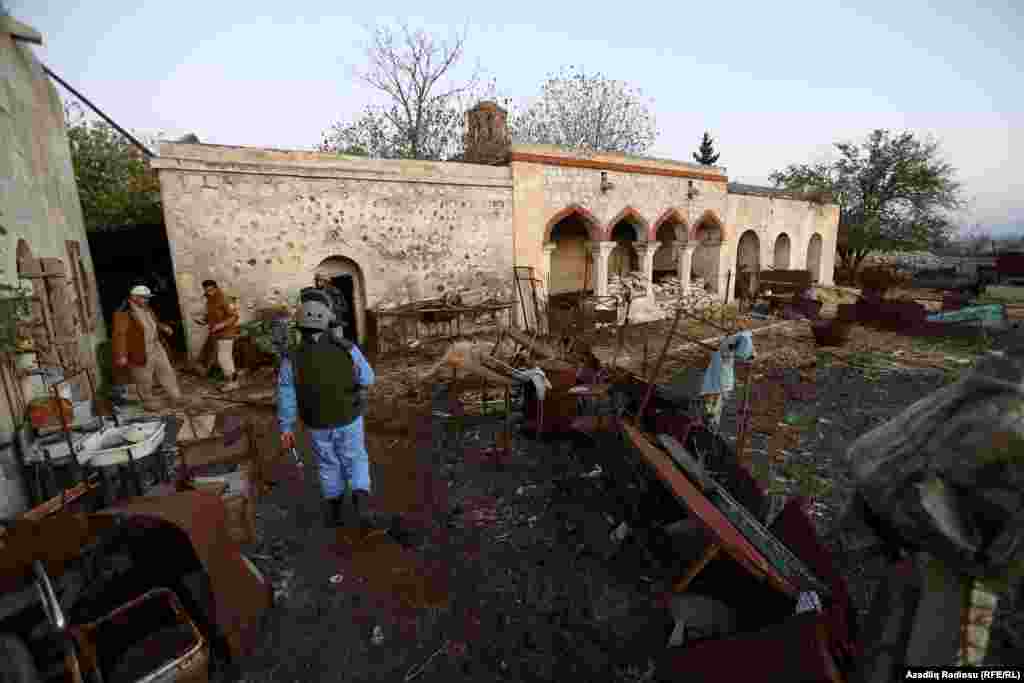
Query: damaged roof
727,182,831,202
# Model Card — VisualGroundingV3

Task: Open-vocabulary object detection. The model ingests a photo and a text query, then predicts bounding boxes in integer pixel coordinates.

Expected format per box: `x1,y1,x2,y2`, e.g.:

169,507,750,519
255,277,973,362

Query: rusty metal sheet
620,421,797,598
0,513,119,594
98,491,271,660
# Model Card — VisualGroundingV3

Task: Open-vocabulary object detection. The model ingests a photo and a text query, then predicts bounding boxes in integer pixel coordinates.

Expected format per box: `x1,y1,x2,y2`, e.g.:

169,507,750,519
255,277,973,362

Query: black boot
352,490,374,532
325,497,344,528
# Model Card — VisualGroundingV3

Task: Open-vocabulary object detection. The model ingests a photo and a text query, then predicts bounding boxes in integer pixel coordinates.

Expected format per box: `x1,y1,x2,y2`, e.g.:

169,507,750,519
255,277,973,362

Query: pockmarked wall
0,25,106,437
152,144,514,353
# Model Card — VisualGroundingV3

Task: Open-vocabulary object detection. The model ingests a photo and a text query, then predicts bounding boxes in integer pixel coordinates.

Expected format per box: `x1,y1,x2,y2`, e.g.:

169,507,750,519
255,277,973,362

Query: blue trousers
308,417,371,499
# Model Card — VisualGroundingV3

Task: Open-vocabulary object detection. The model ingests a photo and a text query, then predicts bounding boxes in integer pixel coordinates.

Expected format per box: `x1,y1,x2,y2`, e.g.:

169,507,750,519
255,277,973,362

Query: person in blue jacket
277,299,375,528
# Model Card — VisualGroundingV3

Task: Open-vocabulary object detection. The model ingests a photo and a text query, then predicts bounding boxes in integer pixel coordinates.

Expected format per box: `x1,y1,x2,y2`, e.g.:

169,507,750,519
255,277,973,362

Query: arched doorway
609,219,641,277
807,233,823,282
735,230,761,300
315,256,367,344
548,213,593,294
653,212,687,284
692,214,723,295
773,233,791,269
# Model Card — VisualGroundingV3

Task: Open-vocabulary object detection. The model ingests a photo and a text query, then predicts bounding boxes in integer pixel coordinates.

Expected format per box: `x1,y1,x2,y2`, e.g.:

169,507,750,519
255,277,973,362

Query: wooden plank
39,258,67,277
17,257,44,278
179,429,256,469
20,480,100,520
66,241,87,331
620,421,797,598
672,542,721,593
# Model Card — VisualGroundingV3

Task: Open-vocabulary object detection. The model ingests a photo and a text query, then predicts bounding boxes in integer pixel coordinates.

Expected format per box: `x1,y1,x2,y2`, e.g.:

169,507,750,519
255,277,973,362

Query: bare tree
320,22,481,161
510,66,658,155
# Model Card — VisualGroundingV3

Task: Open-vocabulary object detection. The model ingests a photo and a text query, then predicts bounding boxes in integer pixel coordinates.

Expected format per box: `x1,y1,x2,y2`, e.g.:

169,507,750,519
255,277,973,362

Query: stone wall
511,144,840,303
152,144,514,353
722,190,839,295
0,25,106,436
510,143,731,295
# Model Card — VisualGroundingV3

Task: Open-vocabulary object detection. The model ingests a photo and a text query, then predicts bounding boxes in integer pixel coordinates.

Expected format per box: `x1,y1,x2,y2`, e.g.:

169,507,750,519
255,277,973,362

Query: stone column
675,243,697,299
588,241,617,298
542,242,557,294
632,241,661,298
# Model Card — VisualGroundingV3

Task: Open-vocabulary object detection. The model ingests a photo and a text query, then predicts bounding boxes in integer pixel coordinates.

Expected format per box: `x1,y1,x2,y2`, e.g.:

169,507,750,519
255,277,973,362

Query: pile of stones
654,276,719,312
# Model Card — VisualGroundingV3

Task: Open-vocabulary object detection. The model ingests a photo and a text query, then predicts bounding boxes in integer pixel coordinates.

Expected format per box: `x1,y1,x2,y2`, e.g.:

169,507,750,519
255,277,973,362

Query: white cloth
513,368,552,401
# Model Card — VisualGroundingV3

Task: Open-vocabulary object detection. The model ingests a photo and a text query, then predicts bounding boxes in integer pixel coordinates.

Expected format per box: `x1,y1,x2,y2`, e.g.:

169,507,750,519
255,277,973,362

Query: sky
8,0,1023,236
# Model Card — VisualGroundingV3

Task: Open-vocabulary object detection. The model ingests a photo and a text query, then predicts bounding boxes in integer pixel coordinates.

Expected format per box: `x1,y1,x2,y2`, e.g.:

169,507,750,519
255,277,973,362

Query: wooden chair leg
672,542,722,593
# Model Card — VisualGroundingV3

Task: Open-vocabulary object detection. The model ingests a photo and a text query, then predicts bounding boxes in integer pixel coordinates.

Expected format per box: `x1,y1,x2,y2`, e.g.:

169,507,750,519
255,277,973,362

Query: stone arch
736,230,761,299
543,205,601,242
548,211,593,294
652,209,688,282
773,232,792,269
605,206,648,241
691,212,725,295
688,209,727,243
315,255,368,345
651,208,688,242
607,207,647,276
806,233,824,282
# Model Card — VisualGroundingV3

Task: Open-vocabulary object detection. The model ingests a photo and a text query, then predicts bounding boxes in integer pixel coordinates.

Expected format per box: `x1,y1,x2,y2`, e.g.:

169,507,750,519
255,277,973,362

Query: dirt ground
155,294,1023,681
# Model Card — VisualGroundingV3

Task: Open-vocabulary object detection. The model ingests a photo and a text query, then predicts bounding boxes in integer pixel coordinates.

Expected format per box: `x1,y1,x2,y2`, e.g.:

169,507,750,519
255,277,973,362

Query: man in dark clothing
277,299,375,529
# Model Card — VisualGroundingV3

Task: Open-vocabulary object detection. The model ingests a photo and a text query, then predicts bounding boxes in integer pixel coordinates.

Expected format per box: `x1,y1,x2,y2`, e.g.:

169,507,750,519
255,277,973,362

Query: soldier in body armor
277,299,376,529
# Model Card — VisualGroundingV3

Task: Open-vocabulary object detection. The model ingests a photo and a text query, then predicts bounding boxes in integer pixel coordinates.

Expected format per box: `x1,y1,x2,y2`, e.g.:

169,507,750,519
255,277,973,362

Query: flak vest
290,335,358,429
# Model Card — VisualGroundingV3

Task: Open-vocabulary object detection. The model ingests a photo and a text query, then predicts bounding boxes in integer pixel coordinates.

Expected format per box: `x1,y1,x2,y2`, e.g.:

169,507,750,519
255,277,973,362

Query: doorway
330,274,358,340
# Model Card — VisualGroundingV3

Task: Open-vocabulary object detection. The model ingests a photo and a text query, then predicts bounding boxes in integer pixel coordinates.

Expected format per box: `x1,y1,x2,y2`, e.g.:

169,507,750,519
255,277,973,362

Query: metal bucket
0,435,30,520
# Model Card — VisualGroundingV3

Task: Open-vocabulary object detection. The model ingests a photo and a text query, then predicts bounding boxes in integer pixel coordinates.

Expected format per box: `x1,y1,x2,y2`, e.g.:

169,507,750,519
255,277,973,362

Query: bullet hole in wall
248,259,258,266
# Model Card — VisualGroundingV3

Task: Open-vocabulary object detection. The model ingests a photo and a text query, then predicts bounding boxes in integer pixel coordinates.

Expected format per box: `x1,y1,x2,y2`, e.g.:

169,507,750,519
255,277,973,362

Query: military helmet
296,299,335,331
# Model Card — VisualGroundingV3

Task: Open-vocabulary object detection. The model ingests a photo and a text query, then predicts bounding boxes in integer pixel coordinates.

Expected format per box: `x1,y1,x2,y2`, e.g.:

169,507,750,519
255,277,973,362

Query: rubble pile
654,276,719,312
607,273,648,299
861,251,946,271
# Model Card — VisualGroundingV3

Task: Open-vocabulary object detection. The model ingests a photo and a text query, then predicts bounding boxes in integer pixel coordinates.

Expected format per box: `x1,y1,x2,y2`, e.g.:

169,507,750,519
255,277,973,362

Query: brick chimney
463,101,510,165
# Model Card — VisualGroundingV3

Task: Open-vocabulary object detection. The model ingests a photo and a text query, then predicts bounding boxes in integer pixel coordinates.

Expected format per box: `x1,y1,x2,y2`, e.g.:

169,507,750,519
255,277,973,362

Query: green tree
692,131,720,165
770,129,964,272
65,101,163,231
319,22,480,161
510,66,658,155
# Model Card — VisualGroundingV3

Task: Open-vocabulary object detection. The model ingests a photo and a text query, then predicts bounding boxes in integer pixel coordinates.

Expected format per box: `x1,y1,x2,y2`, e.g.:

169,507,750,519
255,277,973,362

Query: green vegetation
767,460,832,499
913,331,993,358
0,282,33,354
979,286,1024,303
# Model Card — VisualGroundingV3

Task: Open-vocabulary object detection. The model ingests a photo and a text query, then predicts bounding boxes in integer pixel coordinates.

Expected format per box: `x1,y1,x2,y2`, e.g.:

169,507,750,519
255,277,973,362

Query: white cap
130,285,152,298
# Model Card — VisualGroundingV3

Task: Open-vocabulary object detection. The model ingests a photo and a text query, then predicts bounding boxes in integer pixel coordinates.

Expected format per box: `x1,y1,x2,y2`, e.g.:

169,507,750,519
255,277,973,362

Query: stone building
2,11,106,516
152,102,838,353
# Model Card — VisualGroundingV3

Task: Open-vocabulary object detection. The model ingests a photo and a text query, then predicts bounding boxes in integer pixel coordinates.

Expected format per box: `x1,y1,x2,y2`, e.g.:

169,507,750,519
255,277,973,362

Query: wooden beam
672,543,721,593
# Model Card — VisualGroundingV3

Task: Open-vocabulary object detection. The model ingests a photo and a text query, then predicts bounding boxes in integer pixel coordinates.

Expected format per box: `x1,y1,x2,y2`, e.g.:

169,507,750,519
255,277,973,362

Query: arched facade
773,233,792,269
735,230,761,299
547,212,594,294
691,212,725,294
543,204,602,243
608,209,646,276
315,256,368,345
604,206,649,242
806,233,824,282
652,209,688,280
